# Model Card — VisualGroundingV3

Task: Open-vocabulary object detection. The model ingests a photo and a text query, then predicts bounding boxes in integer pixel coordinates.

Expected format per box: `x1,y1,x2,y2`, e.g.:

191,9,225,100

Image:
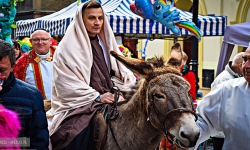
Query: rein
105,86,122,150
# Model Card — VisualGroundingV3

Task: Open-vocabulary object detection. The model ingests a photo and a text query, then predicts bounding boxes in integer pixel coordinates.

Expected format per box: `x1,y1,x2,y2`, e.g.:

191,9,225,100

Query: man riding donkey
46,1,136,149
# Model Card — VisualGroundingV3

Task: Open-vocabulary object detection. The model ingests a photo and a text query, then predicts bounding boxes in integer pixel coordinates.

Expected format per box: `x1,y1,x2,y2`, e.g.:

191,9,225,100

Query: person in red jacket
181,51,196,101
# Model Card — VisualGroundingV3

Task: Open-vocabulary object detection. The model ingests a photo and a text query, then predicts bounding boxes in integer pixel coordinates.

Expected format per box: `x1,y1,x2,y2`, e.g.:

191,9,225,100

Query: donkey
96,42,200,150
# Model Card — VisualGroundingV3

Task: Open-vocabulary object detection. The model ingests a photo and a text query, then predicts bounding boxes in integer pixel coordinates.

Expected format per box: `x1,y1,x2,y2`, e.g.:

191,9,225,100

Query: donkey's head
111,42,200,148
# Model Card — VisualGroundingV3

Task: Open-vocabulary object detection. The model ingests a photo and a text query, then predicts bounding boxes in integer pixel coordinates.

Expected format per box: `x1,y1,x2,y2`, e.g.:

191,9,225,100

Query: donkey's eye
154,94,165,100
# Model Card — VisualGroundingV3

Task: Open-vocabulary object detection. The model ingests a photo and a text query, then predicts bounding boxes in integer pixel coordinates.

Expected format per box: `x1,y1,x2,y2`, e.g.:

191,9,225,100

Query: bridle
149,99,198,148
148,73,198,149
105,86,122,150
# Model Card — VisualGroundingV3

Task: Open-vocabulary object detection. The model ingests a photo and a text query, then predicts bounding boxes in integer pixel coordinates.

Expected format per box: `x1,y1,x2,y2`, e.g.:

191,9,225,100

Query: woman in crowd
180,51,196,101
12,39,21,60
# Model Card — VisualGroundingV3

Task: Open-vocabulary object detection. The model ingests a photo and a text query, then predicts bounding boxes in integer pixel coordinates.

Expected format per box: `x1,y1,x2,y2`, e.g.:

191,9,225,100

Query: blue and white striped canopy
15,0,227,37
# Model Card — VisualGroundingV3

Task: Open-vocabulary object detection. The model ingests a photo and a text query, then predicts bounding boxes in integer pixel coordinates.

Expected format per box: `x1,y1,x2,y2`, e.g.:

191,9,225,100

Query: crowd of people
0,0,250,150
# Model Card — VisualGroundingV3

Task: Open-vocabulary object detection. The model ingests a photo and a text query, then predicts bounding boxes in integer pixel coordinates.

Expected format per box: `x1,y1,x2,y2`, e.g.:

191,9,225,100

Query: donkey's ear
167,42,183,70
110,51,153,78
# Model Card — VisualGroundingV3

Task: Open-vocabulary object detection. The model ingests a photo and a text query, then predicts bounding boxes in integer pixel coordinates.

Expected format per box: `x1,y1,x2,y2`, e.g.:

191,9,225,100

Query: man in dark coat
0,39,49,150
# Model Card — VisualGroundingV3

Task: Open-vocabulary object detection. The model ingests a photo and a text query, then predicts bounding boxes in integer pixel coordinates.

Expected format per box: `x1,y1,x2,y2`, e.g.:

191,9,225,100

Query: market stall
15,0,227,39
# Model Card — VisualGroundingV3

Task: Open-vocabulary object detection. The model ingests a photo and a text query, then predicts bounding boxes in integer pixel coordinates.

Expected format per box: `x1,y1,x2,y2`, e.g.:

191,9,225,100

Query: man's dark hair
82,0,102,14
0,39,16,66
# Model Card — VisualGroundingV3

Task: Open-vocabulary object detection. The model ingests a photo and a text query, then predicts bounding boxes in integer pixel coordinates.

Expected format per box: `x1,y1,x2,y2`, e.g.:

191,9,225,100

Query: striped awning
15,0,227,37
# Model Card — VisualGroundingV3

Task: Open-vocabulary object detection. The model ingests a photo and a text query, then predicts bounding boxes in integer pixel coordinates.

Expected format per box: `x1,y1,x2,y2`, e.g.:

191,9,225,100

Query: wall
203,0,220,15
247,8,250,22
16,0,33,12
222,0,240,22
141,39,165,59
16,0,75,20
202,37,221,72
41,0,75,11
16,0,75,12
201,0,250,76
201,0,221,75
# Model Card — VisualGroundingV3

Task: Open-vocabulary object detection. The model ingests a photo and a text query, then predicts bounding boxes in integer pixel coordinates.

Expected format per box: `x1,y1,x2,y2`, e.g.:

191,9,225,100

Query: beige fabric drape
47,3,136,136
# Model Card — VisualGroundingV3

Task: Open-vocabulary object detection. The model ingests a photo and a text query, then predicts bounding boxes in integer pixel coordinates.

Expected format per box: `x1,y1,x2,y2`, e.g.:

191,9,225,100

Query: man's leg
63,124,91,150
212,137,224,150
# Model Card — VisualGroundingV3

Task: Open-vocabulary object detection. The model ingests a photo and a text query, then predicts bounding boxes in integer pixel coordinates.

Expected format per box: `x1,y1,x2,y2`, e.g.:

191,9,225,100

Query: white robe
25,51,53,100
191,77,250,150
211,62,241,89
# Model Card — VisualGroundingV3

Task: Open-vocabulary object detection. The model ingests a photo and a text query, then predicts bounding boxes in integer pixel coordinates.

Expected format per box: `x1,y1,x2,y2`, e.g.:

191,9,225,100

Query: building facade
15,0,75,20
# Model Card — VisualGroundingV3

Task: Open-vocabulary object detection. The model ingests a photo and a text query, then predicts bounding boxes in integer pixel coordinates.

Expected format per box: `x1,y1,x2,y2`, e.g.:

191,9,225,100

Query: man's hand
118,95,125,103
100,92,125,104
100,92,114,104
0,86,2,91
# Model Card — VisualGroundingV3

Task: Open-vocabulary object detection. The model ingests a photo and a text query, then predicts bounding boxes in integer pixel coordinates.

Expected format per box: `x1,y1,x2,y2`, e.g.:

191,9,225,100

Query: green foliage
0,0,23,44
10,24,17,28
10,0,15,9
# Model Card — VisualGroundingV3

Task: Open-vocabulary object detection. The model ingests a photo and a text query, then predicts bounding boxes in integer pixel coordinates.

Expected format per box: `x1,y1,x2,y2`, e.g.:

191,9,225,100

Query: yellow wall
138,39,142,58
142,39,165,58
164,40,174,60
240,0,250,23
233,0,250,55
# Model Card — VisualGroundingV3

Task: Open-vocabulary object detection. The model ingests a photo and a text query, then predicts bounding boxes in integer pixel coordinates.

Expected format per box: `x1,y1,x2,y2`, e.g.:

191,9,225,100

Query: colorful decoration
21,37,32,47
118,45,132,58
159,137,176,150
0,0,23,44
20,43,31,53
50,38,58,49
17,37,32,53
130,0,202,41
